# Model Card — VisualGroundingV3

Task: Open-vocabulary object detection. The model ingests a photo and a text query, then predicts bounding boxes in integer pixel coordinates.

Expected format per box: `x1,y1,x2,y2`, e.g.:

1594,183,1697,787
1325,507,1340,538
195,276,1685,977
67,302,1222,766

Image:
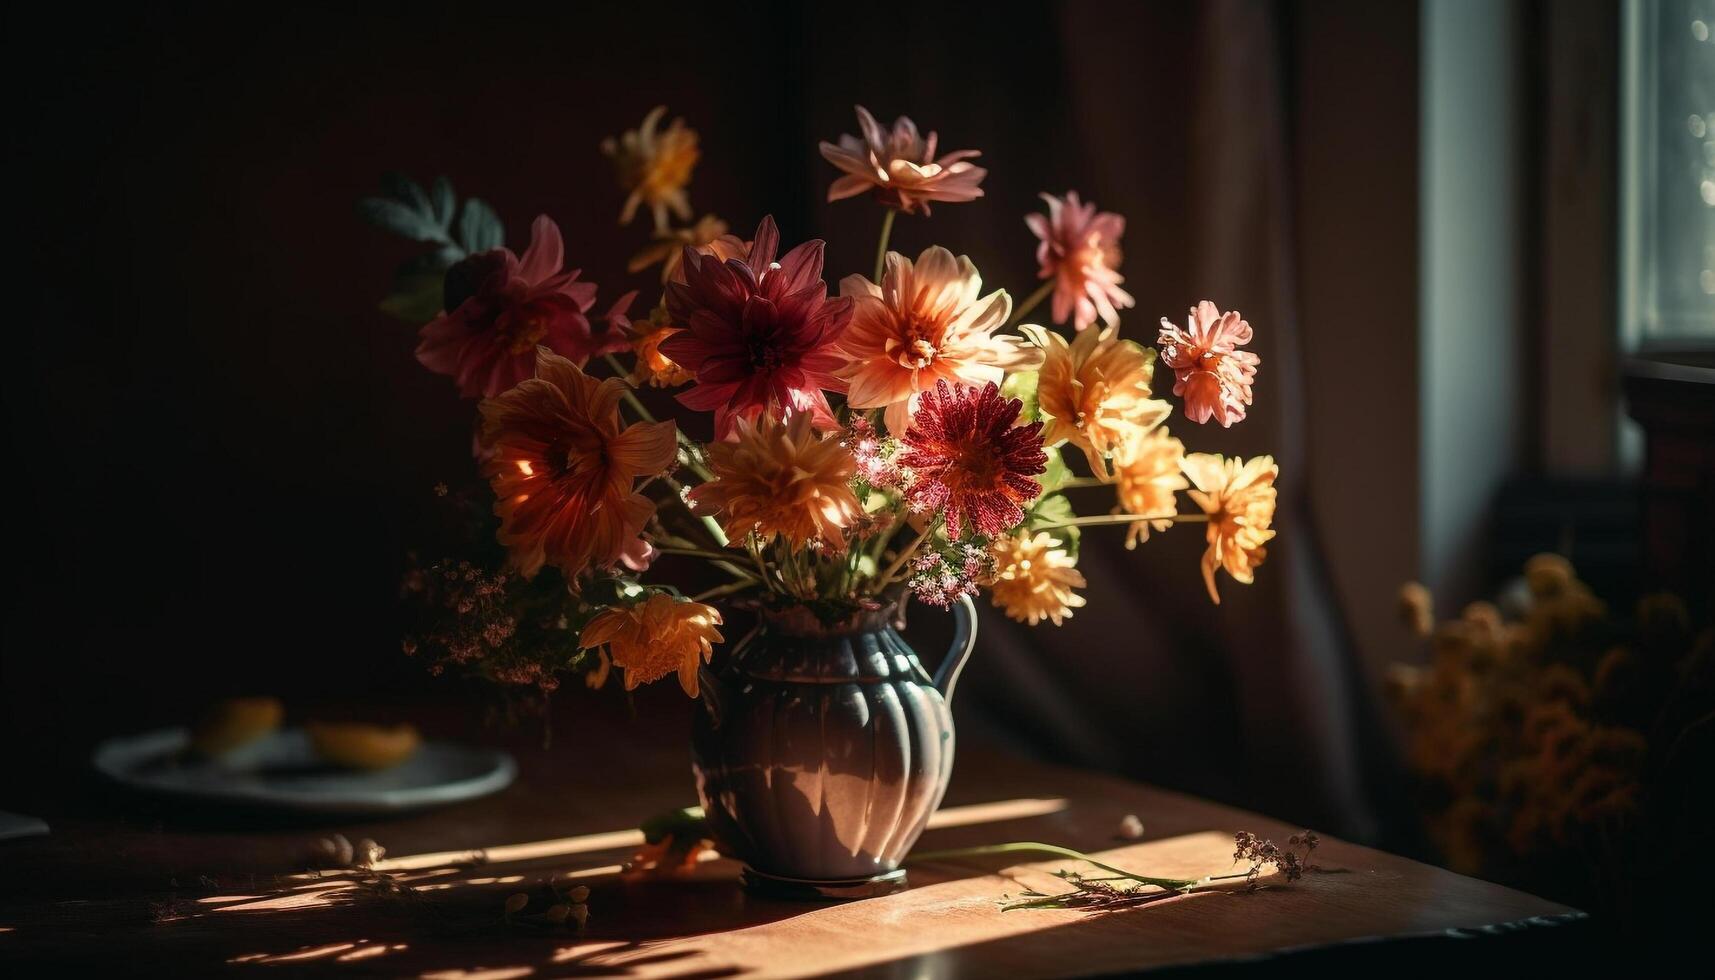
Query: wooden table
0,702,1583,977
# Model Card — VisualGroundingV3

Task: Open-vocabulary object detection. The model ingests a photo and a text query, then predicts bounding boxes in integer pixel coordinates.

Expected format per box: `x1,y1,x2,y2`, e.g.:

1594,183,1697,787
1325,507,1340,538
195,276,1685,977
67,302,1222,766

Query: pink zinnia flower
819,106,987,215
417,216,633,398
1156,301,1260,427
898,381,1047,539
1025,191,1134,332
659,216,854,438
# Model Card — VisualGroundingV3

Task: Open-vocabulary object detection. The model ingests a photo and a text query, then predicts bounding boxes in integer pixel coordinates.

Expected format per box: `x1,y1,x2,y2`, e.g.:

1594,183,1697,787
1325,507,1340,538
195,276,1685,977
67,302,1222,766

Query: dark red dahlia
898,380,1047,538
658,216,854,437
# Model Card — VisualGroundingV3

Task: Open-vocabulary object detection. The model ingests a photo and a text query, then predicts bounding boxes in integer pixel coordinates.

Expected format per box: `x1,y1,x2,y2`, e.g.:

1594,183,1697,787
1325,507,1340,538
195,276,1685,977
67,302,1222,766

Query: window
1621,0,1715,348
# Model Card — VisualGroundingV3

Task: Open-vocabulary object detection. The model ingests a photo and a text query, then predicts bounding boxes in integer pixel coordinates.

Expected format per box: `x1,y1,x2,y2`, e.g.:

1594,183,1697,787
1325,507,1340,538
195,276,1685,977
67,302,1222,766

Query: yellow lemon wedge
190,697,285,757
306,722,421,770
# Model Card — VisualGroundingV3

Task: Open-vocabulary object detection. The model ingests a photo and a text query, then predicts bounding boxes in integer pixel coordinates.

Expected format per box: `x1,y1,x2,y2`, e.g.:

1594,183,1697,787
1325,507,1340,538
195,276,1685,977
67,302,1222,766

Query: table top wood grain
0,704,1579,977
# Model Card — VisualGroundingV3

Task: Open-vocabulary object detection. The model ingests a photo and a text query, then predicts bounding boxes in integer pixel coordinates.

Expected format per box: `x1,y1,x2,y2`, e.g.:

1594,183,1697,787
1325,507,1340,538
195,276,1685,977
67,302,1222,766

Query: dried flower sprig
907,832,1322,912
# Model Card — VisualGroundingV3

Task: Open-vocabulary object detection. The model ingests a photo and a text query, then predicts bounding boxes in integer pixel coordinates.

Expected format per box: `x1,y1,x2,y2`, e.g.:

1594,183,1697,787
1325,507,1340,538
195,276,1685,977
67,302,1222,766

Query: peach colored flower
1182,453,1278,603
987,531,1087,626
837,246,1041,434
1156,301,1260,427
578,593,724,697
602,106,699,231
1025,191,1134,331
1029,324,1170,474
689,412,864,553
627,215,731,283
1113,428,1188,547
479,348,677,579
819,105,986,214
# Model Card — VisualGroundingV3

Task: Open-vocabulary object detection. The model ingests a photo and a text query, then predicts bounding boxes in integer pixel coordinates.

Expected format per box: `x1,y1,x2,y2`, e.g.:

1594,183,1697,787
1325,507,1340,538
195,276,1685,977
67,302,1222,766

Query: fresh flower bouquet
365,104,1278,707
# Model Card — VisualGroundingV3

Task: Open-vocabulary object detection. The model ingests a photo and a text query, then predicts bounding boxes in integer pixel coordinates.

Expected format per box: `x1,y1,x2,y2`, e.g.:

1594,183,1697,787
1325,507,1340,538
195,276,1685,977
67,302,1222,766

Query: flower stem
873,208,897,283
1011,280,1054,325
905,842,1200,892
875,520,935,589
656,547,747,564
1037,512,1211,529
692,580,756,603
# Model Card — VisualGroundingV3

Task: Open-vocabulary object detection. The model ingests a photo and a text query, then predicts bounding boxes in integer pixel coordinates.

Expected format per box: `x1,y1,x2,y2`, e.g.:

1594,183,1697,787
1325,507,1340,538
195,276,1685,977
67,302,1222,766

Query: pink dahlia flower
659,216,854,438
1156,301,1261,427
1025,191,1134,332
819,106,986,215
417,215,633,398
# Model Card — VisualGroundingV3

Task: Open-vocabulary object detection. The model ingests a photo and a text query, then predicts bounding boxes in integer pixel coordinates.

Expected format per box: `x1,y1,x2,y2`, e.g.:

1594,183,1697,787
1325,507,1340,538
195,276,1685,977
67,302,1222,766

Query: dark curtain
7,1,1397,836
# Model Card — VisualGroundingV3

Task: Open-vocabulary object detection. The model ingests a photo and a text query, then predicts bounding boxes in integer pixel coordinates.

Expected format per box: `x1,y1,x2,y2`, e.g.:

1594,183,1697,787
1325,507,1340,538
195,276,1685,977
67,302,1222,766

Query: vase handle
931,594,979,703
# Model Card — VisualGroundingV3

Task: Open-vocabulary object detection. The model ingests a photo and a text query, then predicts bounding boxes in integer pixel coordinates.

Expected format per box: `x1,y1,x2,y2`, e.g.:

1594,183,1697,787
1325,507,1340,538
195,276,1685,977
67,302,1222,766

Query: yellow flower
579,593,724,697
1182,453,1278,604
602,106,699,231
1029,323,1169,474
987,531,1087,626
689,412,864,553
1112,427,1187,547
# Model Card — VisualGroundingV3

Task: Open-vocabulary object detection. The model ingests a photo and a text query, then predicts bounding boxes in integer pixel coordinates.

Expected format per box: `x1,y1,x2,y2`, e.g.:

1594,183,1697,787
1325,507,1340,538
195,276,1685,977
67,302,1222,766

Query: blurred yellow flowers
579,593,724,697
602,106,699,231
987,531,1087,626
1182,453,1277,603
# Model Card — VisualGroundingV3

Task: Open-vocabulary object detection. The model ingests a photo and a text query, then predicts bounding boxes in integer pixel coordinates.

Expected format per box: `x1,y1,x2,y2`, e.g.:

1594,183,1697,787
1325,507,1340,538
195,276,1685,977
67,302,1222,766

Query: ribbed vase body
690,607,956,884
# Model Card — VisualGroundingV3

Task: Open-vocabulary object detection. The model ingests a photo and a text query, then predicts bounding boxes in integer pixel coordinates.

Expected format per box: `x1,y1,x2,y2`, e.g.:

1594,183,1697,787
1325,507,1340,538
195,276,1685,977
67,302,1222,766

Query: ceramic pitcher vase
691,594,977,899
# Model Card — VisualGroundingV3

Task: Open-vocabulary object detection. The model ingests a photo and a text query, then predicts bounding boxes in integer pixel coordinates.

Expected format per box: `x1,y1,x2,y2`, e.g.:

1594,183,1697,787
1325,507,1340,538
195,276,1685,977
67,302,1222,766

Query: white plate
93,727,517,815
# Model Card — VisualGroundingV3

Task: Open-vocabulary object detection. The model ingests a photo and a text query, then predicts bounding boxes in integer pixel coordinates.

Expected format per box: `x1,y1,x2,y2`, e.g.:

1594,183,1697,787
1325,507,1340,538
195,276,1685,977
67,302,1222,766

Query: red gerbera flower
417,216,633,399
898,380,1047,538
658,216,854,438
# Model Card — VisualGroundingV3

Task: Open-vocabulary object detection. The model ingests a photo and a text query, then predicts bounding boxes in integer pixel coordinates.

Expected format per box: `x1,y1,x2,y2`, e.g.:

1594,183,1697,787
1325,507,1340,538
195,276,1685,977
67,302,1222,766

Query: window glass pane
1627,0,1715,343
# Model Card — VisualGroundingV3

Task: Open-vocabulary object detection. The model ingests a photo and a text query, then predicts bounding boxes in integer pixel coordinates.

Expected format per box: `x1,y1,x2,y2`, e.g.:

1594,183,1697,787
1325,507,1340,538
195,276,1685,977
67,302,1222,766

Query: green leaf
639,805,708,845
378,274,445,325
380,172,431,214
1028,493,1081,555
358,196,446,242
1001,370,1041,423
459,198,504,254
429,176,457,230
1037,445,1071,496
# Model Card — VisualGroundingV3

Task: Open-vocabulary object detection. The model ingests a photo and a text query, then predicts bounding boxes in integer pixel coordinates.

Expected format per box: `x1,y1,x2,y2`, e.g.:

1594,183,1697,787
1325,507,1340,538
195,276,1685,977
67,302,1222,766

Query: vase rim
756,601,900,637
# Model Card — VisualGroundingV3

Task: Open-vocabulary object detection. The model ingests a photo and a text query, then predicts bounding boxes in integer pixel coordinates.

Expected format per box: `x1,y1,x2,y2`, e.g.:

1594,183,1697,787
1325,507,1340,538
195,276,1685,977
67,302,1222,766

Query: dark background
7,1,1618,844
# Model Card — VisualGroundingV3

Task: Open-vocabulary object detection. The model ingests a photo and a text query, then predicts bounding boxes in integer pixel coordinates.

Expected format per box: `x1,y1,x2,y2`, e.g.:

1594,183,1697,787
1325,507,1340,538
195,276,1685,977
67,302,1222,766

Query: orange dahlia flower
689,411,864,553
578,593,724,697
987,531,1087,626
626,307,694,389
1026,191,1135,332
479,348,678,579
1156,301,1260,427
837,246,1041,435
602,106,699,231
1182,453,1278,603
1030,324,1170,474
1113,428,1188,547
819,105,986,214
